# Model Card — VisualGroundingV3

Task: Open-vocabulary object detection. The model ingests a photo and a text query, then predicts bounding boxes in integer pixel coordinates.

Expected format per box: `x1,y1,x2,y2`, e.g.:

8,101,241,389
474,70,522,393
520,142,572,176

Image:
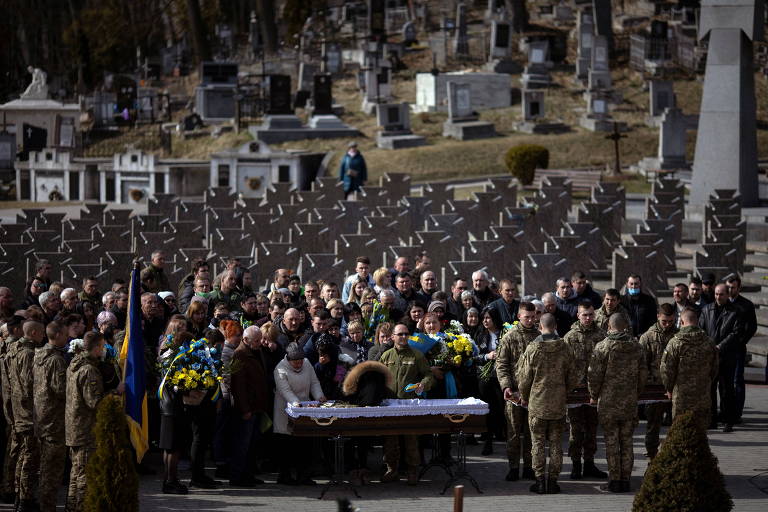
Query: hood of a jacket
604,331,636,353
532,333,564,352
675,325,711,345
34,343,65,367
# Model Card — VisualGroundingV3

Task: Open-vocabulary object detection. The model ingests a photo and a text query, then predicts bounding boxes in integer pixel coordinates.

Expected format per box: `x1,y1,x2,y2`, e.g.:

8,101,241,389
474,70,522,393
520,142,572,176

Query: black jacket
621,292,658,337
576,285,602,309
554,308,574,338
699,301,743,354
488,298,520,326
732,295,757,348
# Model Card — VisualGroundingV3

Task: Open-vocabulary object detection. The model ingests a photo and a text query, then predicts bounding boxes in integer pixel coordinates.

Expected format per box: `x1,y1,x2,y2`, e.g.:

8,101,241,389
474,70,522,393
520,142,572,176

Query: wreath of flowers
157,336,223,400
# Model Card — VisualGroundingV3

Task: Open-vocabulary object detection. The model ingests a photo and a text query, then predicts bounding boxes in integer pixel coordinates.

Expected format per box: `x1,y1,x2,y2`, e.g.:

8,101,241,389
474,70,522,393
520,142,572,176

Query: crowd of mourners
0,250,757,509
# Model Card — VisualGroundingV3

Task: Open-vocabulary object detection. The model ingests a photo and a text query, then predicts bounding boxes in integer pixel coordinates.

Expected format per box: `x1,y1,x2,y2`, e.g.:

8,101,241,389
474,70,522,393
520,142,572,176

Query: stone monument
691,0,763,206
442,82,496,140
516,90,568,134
375,103,426,149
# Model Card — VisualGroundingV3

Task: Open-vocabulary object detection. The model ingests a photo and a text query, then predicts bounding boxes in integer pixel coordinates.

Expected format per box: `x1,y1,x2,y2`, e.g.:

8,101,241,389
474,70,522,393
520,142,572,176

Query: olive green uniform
7,337,39,501
638,322,677,457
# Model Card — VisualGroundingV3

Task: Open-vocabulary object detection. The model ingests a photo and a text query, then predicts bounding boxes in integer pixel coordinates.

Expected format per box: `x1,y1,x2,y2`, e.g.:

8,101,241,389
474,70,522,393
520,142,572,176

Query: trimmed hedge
84,394,140,512
504,144,549,185
632,411,733,512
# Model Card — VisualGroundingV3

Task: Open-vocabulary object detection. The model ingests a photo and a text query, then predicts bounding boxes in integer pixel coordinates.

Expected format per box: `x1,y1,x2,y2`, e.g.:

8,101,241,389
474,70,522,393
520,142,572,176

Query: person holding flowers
474,307,506,455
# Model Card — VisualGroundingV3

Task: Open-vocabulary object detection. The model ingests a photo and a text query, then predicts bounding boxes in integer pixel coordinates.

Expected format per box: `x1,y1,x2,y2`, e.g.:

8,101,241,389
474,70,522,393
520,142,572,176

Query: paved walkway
134,384,768,512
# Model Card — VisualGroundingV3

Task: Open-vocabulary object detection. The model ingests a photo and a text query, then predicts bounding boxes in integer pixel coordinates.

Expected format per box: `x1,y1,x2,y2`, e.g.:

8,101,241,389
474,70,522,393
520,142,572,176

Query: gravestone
521,40,552,88
691,0,763,206
430,31,447,67
266,75,293,115
657,107,688,169
612,244,667,297
521,253,569,296
517,89,568,134
649,80,676,119
194,61,238,121
453,3,469,57
311,74,333,116
375,103,426,149
490,21,512,59
579,91,618,131
322,43,343,74
297,62,318,93
591,0,613,52
587,35,612,90
576,9,594,80
402,21,417,47
545,236,598,274
442,82,496,140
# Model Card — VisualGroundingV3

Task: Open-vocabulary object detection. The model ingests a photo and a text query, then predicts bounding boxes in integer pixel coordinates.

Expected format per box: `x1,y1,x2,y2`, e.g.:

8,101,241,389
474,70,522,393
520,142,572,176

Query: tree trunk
255,0,278,55
185,0,211,63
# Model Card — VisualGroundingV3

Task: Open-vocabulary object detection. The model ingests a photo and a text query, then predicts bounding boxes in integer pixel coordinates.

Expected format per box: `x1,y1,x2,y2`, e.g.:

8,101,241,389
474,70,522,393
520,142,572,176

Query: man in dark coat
699,284,743,432
620,274,657,337
725,275,757,423
572,272,602,309
488,279,520,326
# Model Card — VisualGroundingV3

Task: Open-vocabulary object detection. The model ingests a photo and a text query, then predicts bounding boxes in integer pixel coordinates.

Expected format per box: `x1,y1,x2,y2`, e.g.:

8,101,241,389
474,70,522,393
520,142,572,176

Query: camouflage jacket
496,322,540,392
516,334,578,420
638,322,678,386
563,320,606,386
8,337,37,432
65,353,104,447
379,346,435,399
0,335,17,423
588,331,647,420
594,303,631,333
140,264,170,294
661,326,718,417
33,343,67,440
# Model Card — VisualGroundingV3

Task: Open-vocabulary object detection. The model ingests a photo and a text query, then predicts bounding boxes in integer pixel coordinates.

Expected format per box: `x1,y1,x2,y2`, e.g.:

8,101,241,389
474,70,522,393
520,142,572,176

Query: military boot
521,467,536,480
600,480,621,493
529,477,546,494
620,480,631,492
570,458,582,479
505,464,519,481
546,478,561,494
582,460,607,478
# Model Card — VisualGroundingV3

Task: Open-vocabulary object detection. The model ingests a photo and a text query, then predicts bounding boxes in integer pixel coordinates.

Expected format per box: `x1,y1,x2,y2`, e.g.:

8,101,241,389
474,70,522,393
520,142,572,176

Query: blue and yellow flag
120,263,149,463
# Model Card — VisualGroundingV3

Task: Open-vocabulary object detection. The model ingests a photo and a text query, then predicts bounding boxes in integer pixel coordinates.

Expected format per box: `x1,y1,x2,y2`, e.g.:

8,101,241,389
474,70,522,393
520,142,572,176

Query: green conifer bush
504,144,549,185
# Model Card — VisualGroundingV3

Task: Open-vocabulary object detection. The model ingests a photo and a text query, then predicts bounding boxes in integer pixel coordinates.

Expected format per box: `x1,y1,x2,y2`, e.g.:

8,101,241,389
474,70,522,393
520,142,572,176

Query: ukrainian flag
120,263,149,462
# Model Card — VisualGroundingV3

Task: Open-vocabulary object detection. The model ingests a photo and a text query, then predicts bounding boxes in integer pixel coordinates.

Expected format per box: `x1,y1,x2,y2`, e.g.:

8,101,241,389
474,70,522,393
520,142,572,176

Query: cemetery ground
133,384,768,512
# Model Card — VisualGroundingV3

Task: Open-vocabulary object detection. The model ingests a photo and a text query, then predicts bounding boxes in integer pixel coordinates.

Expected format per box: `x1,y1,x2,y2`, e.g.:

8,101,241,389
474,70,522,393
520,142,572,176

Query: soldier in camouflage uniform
66,332,105,512
588,313,647,493
379,323,434,485
0,316,23,501
496,302,540,481
562,302,607,479
661,309,718,433
516,313,578,495
594,289,631,333
638,303,677,459
33,322,68,512
8,321,44,511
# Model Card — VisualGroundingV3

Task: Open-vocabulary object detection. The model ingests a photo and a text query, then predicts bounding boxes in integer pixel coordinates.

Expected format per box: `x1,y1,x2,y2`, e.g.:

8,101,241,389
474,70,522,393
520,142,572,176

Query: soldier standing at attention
661,309,718,433
516,313,578,495
8,321,44,512
65,331,105,511
638,303,677,459
496,302,540,481
588,313,647,493
33,321,68,512
0,315,23,503
563,301,607,480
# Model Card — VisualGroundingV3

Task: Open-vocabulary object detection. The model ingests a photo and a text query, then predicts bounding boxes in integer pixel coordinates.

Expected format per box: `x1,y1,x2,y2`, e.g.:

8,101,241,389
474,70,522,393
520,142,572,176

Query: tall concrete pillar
691,0,764,207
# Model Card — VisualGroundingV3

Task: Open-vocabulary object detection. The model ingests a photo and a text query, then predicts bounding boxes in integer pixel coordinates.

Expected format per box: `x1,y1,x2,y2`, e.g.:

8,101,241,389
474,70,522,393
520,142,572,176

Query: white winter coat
272,357,324,434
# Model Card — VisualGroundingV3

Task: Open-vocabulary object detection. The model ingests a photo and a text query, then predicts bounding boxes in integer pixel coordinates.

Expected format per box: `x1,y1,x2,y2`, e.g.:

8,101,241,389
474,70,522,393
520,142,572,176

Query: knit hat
158,291,175,300
286,342,304,361
428,300,446,312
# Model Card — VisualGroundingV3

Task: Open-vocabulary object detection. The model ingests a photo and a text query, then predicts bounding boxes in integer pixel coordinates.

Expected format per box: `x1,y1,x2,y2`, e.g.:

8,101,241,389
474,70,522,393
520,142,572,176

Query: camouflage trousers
14,430,38,500
38,437,66,512
383,435,419,472
505,402,532,469
644,402,671,457
67,445,93,512
567,404,598,461
0,428,19,494
528,415,565,480
600,416,637,481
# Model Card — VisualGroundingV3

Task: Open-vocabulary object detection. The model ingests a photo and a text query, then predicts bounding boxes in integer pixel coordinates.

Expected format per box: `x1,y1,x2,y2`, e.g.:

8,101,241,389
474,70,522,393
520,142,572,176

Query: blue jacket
339,151,368,192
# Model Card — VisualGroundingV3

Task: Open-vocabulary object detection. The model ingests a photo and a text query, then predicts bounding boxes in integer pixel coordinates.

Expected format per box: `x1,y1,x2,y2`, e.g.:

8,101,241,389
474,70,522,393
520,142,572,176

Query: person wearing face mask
638,303,678,459
33,321,68,512
338,141,367,199
65,331,105,510
273,343,325,485
8,320,45,511
620,275,658,337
